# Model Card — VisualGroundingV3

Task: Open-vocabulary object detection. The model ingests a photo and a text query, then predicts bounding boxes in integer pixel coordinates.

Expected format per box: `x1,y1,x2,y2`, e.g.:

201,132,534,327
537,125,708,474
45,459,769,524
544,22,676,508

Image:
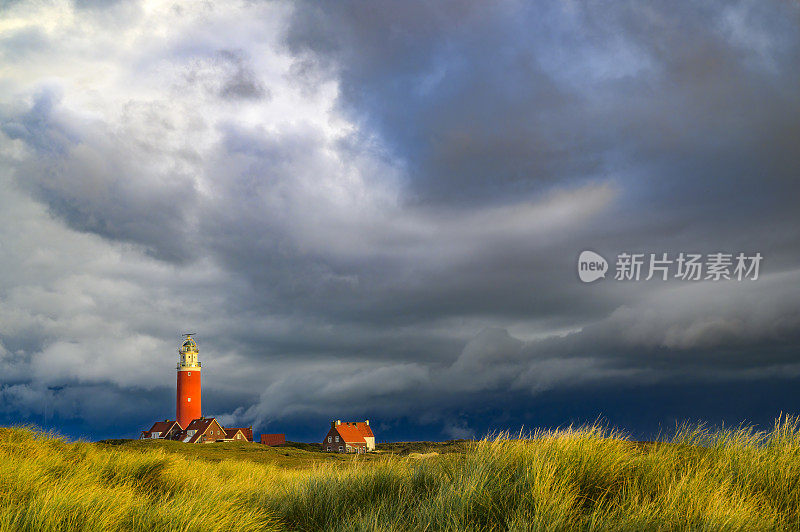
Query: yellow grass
3,416,800,530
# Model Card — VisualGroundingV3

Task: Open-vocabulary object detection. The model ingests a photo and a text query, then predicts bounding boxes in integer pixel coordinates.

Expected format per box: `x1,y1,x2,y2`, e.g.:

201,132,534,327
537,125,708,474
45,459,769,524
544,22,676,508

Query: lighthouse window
188,372,191,376
187,397,191,402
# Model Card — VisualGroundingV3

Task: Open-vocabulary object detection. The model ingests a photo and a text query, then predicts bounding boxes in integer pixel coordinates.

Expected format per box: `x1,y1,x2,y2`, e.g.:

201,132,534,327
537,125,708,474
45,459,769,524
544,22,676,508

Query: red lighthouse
176,334,201,429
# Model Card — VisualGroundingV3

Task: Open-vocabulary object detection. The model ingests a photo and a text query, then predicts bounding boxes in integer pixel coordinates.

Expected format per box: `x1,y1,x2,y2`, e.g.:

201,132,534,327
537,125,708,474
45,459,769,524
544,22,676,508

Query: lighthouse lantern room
176,334,202,429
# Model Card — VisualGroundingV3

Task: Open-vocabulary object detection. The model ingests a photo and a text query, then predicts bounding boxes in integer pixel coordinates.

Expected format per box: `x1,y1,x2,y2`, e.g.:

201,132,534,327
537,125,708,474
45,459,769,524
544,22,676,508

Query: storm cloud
0,0,799,441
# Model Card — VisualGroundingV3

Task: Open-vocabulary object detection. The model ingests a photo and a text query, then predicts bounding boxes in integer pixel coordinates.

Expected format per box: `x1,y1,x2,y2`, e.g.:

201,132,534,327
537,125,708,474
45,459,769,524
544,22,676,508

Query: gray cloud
2,90,200,263
216,49,270,100
182,49,271,101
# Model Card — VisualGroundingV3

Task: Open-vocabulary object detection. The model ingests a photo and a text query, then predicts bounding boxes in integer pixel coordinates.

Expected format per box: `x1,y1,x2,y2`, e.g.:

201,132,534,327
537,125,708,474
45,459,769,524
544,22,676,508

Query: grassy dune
3,418,800,531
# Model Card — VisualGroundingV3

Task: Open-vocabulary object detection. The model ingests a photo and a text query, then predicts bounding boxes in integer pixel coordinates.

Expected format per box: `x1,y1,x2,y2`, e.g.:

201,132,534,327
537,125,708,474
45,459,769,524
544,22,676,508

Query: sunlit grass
3,417,800,530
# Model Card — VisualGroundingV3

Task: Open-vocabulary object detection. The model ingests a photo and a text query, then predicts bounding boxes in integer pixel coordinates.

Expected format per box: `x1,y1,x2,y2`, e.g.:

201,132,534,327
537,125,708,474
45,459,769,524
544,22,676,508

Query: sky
0,0,799,442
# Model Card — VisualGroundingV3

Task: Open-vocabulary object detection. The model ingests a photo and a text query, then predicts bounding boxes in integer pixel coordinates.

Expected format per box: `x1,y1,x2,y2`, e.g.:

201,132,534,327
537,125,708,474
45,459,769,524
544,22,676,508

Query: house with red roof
139,416,256,444
228,427,253,442
140,419,182,440
323,420,375,453
221,428,249,441
174,417,226,443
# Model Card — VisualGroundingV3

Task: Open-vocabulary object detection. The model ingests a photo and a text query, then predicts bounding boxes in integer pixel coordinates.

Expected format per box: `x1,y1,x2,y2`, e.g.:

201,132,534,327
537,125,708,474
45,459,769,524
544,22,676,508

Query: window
188,372,191,376
210,430,213,435
187,397,191,402
339,446,343,452
328,437,331,443
335,436,339,442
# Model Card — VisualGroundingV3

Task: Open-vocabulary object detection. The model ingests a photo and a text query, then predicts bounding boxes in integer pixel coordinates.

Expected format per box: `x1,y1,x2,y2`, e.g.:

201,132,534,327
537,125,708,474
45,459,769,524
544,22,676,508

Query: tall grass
3,417,800,530
0,427,280,531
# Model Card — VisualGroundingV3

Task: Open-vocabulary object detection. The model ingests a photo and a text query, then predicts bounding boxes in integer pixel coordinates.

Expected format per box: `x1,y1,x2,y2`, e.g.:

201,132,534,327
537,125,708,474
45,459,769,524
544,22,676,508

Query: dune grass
3,417,800,530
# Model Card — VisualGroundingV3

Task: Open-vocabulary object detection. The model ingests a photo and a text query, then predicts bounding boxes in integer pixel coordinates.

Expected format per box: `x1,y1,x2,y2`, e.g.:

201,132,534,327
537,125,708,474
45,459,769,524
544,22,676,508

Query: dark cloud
216,49,270,101
285,0,800,225
181,49,271,102
285,1,597,204
2,91,199,263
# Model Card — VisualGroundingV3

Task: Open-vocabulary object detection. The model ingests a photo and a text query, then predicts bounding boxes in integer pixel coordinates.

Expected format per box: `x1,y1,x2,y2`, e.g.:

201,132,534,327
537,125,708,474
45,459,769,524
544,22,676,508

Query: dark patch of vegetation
376,439,472,455
276,441,322,452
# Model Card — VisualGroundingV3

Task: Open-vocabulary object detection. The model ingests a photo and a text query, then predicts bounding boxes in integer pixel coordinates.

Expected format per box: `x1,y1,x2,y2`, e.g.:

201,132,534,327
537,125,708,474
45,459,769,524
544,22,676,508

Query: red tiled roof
227,427,252,441
224,428,244,439
261,434,286,446
149,420,180,434
176,418,223,443
141,420,181,439
335,422,367,445
184,418,213,431
355,422,374,438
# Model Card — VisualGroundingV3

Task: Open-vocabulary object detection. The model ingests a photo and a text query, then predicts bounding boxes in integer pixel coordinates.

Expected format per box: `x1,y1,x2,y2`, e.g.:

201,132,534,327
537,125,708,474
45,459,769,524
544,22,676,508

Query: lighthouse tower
176,334,201,429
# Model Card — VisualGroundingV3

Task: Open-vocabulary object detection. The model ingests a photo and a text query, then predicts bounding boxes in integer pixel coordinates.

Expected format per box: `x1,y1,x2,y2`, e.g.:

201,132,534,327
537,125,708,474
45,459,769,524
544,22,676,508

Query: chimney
365,420,369,426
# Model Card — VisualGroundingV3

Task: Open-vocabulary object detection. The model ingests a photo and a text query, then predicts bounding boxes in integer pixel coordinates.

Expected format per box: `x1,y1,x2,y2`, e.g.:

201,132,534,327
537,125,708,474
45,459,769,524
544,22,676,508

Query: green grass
4,417,800,530
97,438,387,469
